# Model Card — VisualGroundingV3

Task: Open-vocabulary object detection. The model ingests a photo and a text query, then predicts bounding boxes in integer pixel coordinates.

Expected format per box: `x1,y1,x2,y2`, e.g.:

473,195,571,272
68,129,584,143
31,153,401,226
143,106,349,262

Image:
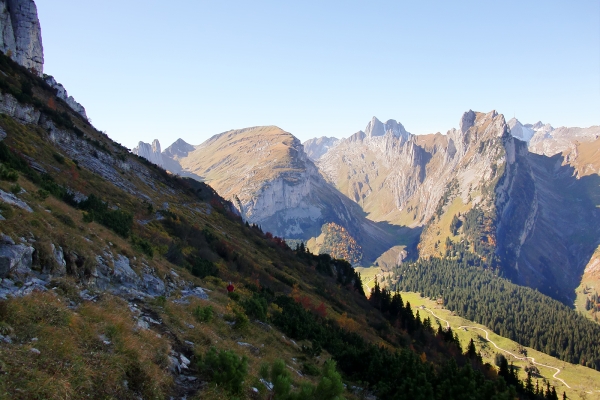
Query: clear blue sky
35,0,599,150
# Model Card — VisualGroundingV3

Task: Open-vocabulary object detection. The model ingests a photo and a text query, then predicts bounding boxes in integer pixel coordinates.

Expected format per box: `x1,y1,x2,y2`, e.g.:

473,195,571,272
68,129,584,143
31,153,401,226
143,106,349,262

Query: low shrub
0,163,18,182
131,235,154,257
199,347,248,394
193,305,214,323
9,183,21,194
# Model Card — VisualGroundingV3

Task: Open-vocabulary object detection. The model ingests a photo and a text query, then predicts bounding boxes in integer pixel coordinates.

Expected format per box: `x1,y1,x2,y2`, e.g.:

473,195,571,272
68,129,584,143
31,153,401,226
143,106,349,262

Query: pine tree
466,338,477,359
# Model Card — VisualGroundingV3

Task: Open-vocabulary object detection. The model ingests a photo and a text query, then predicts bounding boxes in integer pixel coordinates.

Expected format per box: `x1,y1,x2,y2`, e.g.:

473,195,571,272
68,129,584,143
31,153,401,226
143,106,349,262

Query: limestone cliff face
495,133,600,301
317,112,507,226
0,0,43,75
132,139,164,168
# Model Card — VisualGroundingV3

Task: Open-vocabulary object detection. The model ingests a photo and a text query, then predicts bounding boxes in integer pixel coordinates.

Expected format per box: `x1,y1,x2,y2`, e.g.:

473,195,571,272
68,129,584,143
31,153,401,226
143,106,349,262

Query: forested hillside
392,252,600,370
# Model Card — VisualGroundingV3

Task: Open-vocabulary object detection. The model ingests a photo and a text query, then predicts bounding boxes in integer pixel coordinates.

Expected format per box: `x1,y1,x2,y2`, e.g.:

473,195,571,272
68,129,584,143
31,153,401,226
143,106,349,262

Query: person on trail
227,282,235,293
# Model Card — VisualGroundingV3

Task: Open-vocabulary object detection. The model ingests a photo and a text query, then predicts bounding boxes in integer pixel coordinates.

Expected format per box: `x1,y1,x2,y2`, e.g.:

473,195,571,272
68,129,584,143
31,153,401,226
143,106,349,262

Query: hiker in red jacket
227,282,235,293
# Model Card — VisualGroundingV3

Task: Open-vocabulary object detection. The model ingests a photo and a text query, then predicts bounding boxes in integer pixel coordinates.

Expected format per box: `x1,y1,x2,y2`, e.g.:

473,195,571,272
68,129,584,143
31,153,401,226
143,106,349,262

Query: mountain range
135,111,600,305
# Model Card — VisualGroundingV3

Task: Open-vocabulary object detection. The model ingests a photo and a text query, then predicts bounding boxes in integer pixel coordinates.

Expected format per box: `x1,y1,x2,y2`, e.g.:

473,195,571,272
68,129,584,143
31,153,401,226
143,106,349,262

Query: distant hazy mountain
132,139,163,167
302,136,339,161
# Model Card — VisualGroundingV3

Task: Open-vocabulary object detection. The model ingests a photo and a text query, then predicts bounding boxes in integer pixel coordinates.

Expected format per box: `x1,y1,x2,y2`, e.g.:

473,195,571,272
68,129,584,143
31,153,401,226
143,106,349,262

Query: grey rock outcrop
365,117,410,142
112,254,141,287
132,139,164,167
529,123,600,157
0,92,40,124
0,238,34,278
142,272,166,297
51,243,66,276
44,76,87,119
0,0,43,75
0,188,33,212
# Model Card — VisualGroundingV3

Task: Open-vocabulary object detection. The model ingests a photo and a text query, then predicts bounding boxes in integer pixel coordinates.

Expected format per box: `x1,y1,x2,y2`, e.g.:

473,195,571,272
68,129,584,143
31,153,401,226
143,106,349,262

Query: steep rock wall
0,0,43,75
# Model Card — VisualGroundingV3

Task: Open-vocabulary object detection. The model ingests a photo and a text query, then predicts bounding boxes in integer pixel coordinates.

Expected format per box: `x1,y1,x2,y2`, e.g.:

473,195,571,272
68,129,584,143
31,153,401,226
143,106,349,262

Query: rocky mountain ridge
313,111,600,302
132,127,409,265
132,139,164,168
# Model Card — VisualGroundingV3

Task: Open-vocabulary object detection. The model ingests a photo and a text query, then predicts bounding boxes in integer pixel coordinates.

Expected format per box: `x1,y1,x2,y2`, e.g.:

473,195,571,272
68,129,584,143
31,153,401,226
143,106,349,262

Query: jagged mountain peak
132,139,163,167
364,116,410,140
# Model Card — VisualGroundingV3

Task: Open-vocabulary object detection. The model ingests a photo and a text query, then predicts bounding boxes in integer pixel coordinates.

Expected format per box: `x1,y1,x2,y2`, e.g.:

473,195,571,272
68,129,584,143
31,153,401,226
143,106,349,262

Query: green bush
233,307,249,330
263,359,344,400
0,163,18,182
189,257,218,278
0,203,13,219
153,296,167,307
200,347,248,394
259,363,270,380
271,359,292,398
193,305,214,323
241,294,268,321
79,194,133,238
54,213,76,228
36,189,49,200
302,362,320,377
52,152,65,164
228,291,240,301
315,360,344,400
131,235,154,257
9,183,21,194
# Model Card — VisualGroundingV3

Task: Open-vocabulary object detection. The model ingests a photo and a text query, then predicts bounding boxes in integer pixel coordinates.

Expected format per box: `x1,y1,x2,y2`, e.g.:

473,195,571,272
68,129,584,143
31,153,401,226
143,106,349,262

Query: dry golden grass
0,293,172,399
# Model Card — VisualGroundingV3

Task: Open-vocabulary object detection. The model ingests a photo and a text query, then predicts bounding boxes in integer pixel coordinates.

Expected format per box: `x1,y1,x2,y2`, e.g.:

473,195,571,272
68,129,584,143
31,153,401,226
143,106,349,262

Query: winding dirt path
422,307,571,389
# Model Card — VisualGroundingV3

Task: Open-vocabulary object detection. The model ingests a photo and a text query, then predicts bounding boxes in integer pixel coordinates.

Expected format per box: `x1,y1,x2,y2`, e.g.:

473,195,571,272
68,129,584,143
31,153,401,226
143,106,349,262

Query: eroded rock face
0,0,44,75
0,238,34,278
44,76,87,119
132,139,164,168
0,92,41,124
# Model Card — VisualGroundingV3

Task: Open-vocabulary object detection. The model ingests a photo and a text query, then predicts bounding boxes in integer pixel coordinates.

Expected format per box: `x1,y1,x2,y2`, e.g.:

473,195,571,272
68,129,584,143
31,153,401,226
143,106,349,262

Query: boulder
142,273,165,297
0,241,34,278
112,254,140,287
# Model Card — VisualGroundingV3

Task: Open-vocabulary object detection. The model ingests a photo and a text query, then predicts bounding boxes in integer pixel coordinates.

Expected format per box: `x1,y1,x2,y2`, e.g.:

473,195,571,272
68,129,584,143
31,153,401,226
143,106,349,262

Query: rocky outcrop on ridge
0,0,43,75
132,139,164,168
44,75,87,119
